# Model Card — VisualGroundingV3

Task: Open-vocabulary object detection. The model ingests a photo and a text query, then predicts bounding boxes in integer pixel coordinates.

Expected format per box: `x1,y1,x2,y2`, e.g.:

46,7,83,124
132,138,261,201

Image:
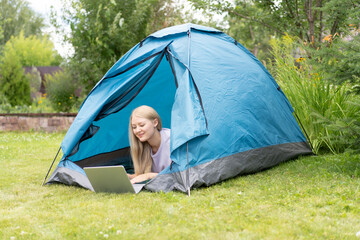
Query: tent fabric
46,23,313,193
48,159,94,191
147,142,311,192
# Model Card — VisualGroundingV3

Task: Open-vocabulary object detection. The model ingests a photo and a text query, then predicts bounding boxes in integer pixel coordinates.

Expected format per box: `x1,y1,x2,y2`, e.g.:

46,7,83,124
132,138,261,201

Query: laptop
84,165,145,194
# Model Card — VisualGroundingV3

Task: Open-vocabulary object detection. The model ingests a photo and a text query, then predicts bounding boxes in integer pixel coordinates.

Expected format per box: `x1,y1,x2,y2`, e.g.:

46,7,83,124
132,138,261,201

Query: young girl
128,105,171,184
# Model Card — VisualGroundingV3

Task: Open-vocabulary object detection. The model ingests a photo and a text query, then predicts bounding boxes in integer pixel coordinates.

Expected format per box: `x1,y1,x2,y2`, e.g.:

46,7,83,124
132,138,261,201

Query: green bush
0,52,31,106
0,91,9,105
269,35,360,154
30,93,57,113
45,70,78,112
317,99,360,153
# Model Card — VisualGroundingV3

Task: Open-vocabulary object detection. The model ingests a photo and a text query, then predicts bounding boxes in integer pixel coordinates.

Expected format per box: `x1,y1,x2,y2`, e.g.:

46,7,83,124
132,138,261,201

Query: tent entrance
66,44,210,170
65,47,178,168
75,147,134,174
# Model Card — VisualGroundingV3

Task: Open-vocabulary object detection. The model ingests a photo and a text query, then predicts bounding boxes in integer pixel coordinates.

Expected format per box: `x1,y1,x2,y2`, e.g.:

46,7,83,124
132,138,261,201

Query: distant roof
24,66,63,93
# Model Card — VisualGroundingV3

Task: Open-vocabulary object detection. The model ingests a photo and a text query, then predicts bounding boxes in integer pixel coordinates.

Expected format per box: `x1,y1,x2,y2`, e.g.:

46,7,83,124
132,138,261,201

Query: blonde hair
129,105,162,174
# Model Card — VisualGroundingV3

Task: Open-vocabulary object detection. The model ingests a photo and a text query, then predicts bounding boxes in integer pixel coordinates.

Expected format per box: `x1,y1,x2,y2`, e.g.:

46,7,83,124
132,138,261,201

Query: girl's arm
127,173,137,180
130,172,158,184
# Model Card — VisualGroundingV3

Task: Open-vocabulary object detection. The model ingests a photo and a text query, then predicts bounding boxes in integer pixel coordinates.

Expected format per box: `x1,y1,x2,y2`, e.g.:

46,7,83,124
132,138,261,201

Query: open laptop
84,165,145,194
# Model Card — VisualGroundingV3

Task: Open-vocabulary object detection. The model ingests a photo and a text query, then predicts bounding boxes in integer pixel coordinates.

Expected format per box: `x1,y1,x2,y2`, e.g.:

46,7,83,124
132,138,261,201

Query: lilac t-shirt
151,128,171,173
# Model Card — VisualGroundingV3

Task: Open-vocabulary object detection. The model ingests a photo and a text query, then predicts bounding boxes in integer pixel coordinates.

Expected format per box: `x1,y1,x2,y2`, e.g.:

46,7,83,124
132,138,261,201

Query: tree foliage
308,28,360,87
0,0,44,46
146,0,185,33
189,0,360,57
2,31,62,66
55,0,185,92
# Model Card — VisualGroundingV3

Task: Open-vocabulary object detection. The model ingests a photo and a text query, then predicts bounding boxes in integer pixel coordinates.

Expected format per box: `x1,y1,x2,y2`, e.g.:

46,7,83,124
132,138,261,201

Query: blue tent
45,23,313,193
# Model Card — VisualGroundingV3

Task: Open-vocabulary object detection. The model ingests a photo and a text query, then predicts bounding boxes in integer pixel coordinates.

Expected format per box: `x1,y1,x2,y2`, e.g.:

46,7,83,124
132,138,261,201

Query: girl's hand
127,173,136,180
130,172,158,184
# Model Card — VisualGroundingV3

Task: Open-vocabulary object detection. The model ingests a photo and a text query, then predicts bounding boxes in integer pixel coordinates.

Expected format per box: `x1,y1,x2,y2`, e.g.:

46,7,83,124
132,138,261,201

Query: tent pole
186,142,191,197
42,146,61,186
186,28,191,197
293,111,314,151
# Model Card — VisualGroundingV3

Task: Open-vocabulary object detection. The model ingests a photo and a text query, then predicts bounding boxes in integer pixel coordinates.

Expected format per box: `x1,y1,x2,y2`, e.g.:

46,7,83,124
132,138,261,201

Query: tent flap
169,52,209,155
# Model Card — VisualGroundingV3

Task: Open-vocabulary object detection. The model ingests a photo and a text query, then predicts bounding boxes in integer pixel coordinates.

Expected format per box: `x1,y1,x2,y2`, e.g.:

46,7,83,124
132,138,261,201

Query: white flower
119,18,124,27
356,231,360,237
117,230,122,235
104,234,109,238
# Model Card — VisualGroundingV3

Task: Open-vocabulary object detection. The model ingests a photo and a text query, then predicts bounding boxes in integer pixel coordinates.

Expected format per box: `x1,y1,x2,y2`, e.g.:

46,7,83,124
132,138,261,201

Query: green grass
1,132,359,239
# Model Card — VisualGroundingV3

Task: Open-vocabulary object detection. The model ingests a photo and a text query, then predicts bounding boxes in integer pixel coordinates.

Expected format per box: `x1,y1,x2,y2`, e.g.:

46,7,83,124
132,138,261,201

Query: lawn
1,132,359,239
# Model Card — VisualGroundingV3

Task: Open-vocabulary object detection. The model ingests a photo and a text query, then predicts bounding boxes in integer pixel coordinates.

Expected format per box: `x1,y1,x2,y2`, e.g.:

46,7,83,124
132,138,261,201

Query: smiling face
131,114,159,143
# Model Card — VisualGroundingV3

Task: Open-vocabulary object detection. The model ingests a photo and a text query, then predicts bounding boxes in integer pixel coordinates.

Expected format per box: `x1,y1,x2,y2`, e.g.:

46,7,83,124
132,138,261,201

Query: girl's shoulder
161,128,171,138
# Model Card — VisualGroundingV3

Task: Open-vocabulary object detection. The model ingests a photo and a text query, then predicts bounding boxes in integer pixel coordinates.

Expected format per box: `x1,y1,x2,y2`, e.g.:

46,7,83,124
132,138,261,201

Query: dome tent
44,23,313,193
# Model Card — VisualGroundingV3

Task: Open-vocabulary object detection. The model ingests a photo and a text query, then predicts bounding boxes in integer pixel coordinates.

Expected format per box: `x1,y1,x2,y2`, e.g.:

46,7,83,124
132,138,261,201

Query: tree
63,0,152,92
0,0,45,46
146,0,185,34
189,0,360,57
224,1,274,59
55,0,185,92
308,27,360,87
2,31,62,66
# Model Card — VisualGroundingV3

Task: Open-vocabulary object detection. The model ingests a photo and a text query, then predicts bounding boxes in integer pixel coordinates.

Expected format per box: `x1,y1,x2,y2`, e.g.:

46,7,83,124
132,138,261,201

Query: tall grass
321,99,360,153
268,35,360,154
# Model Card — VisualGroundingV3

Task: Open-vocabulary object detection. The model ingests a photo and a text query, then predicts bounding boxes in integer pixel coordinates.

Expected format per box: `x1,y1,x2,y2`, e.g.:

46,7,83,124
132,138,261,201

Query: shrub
0,52,31,106
316,99,360,153
269,35,360,154
31,93,56,113
45,70,78,112
0,91,9,105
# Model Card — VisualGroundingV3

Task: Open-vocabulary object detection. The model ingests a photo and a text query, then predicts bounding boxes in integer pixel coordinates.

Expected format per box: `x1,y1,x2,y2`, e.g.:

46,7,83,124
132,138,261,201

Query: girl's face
131,115,158,142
